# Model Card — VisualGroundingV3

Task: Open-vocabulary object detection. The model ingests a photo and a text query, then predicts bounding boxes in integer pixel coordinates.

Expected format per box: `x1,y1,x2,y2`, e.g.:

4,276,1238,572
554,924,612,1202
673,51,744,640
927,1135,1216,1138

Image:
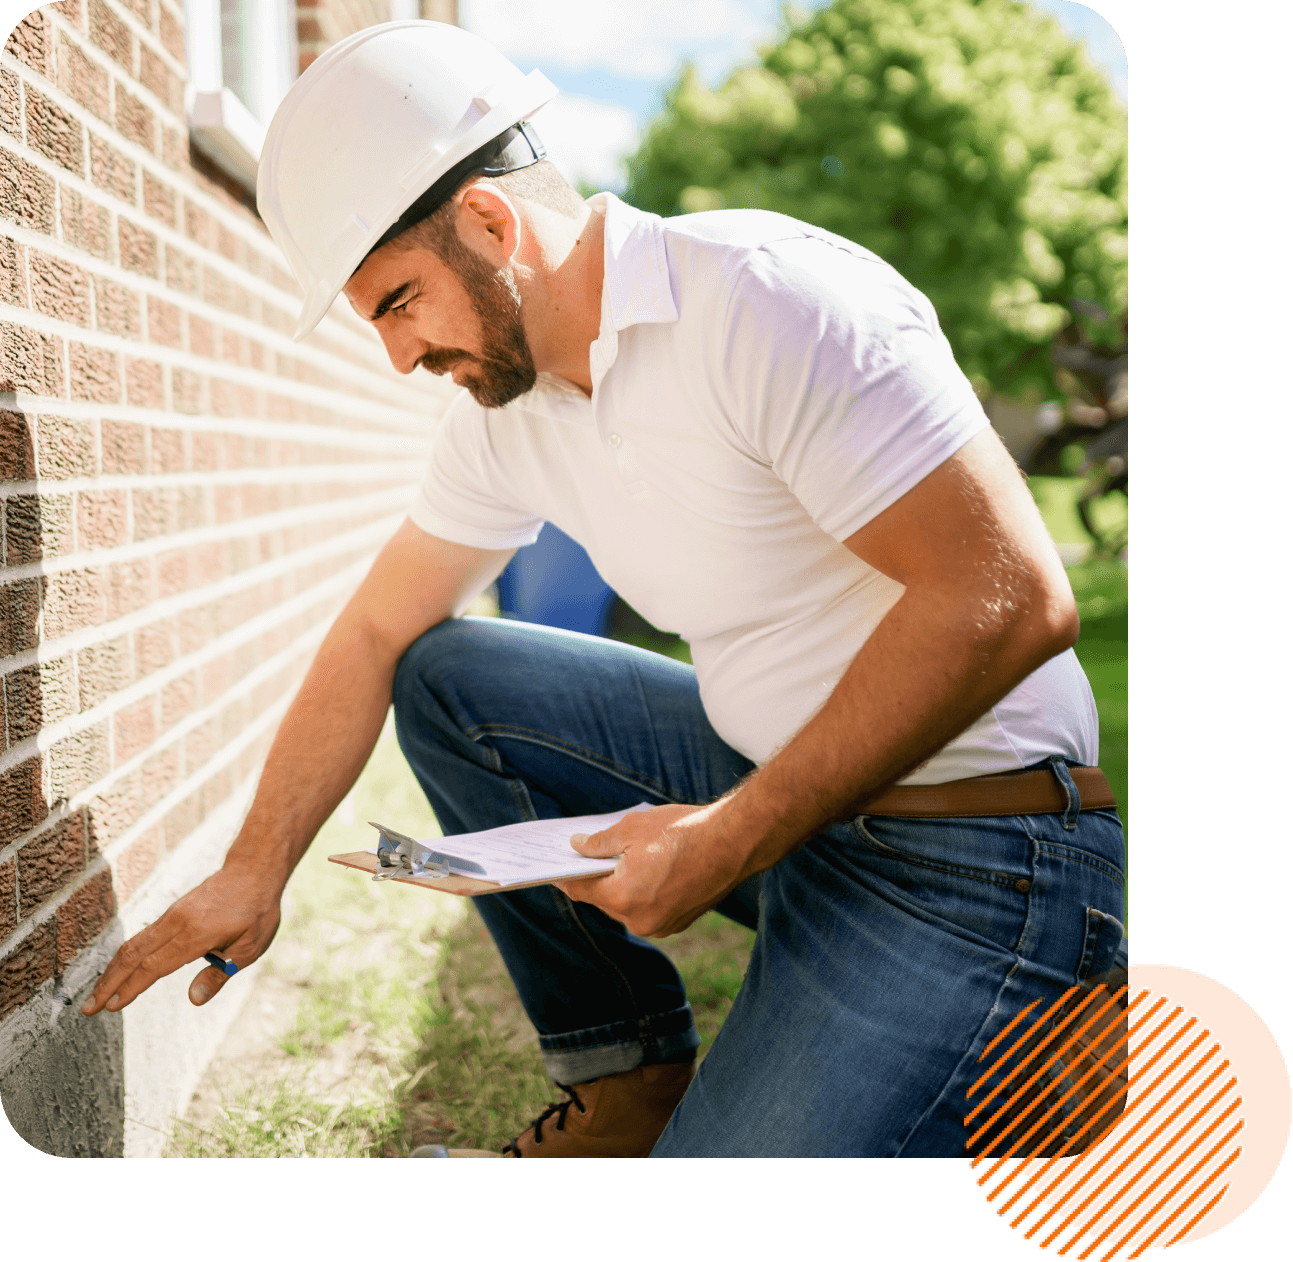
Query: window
184,0,299,190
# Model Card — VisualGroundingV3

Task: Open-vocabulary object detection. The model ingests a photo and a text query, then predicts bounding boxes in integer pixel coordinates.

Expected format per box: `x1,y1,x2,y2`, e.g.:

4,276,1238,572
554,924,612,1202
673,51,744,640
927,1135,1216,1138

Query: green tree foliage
625,0,1127,399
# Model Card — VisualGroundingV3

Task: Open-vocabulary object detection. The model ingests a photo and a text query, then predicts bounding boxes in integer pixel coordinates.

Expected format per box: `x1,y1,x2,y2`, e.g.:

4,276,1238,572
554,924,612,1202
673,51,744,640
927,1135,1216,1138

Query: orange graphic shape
967,965,1289,1258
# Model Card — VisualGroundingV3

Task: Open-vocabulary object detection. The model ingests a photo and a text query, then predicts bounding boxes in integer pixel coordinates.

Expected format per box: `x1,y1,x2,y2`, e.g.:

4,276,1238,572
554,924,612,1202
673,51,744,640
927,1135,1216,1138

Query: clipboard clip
368,822,485,881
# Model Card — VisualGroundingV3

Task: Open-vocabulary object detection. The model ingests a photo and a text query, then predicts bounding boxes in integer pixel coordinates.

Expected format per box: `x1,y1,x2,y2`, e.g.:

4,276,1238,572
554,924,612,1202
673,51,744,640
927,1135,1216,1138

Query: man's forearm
222,615,415,891
713,575,1077,881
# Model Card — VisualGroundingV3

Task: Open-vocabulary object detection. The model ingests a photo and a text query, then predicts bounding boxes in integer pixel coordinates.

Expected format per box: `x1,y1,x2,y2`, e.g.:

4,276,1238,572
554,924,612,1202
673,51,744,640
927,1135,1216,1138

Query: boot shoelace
501,1082,587,1157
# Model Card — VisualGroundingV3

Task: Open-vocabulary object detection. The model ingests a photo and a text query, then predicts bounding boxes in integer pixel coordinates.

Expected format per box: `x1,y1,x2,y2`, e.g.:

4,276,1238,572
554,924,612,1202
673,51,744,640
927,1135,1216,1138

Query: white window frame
183,0,298,191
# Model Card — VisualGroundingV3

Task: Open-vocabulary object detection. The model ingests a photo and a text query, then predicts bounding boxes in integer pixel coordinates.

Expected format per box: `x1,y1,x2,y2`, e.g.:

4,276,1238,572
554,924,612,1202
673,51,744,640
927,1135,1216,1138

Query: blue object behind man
495,523,617,636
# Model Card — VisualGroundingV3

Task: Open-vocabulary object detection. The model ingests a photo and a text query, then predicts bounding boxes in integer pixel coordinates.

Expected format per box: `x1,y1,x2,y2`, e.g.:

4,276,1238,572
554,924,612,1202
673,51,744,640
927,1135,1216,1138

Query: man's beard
420,247,537,409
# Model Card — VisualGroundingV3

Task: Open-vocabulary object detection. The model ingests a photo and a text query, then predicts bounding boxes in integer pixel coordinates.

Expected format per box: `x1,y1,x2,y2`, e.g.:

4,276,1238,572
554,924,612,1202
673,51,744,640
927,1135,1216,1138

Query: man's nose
377,322,424,375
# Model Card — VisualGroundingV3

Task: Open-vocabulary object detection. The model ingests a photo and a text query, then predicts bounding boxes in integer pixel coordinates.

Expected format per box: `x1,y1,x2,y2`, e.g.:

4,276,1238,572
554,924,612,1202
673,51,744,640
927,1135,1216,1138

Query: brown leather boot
410,1061,695,1158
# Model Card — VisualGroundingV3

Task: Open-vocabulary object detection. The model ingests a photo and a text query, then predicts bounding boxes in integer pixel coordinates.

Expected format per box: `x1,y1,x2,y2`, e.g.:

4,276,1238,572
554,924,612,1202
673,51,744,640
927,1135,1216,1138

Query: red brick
29,248,92,325
164,242,197,292
4,664,40,748
5,655,76,747
17,813,87,914
150,427,184,472
133,620,173,675
0,67,19,137
187,314,213,357
92,276,142,338
36,414,94,479
0,922,56,1020
117,0,152,27
130,486,167,541
87,772,137,848
160,671,197,729
200,766,233,819
139,44,182,115
90,133,137,202
48,721,110,801
141,169,175,228
119,221,158,280
44,492,77,557
143,294,180,348
56,868,117,969
115,82,155,153
184,713,220,770
105,555,152,619
1,148,57,234
0,858,15,938
100,419,146,474
75,488,128,550
159,121,191,173
3,494,40,564
158,2,184,60
0,755,46,846
51,2,87,33
0,577,43,658
171,366,202,413
5,11,52,79
125,356,163,408
76,636,130,713
69,341,121,403
108,825,159,904
59,185,113,261
2,409,36,479
26,85,85,175
56,34,110,122
154,547,189,597
41,567,104,639
0,323,65,397
163,789,200,847
0,234,28,307
140,742,178,809
113,694,157,763
89,0,132,70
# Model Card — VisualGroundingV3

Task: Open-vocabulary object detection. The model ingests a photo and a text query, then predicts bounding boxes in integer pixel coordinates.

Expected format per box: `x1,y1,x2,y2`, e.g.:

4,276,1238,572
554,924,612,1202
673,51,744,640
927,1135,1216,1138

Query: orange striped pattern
967,967,1287,1251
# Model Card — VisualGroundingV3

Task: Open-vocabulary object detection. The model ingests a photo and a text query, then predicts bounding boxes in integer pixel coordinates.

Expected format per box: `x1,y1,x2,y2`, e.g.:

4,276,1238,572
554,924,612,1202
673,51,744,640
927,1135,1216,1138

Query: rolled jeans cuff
537,1004,701,1084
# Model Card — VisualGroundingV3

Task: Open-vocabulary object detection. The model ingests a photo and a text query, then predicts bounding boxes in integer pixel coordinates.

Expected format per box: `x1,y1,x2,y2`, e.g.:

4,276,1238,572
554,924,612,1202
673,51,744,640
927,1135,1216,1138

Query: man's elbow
1023,578,1080,664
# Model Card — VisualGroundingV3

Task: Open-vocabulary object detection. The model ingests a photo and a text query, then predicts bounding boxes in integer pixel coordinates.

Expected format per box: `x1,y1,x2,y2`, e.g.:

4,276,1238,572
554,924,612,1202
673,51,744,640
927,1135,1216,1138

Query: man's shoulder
659,208,881,274
659,210,932,333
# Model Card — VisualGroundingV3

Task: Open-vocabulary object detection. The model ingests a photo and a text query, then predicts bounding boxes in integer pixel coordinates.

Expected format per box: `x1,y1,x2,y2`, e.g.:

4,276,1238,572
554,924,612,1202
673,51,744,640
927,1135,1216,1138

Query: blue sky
458,0,1128,191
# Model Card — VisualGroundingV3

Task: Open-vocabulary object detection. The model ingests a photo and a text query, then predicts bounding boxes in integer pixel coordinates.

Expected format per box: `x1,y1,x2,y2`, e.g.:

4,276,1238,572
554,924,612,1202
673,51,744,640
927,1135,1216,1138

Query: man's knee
391,617,491,726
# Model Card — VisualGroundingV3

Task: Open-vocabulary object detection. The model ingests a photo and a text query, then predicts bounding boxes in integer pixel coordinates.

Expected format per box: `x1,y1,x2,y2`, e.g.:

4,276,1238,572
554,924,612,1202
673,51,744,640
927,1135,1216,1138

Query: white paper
403,804,652,886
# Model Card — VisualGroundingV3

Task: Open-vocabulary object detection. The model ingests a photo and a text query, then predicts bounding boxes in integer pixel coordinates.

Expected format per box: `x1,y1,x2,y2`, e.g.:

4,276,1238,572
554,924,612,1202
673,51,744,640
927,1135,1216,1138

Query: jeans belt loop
1047,755,1082,830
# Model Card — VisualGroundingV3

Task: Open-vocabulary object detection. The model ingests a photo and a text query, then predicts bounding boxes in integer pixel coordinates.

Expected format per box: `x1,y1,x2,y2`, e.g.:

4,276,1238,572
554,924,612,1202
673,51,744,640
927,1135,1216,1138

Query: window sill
186,86,265,194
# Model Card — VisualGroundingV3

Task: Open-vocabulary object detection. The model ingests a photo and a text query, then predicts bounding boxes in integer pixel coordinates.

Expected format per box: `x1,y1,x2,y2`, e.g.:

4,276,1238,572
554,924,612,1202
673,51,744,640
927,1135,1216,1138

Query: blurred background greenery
625,0,1128,560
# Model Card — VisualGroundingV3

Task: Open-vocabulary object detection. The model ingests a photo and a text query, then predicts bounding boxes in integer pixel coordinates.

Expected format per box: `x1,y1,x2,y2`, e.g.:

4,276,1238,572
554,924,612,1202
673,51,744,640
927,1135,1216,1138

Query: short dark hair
392,160,586,263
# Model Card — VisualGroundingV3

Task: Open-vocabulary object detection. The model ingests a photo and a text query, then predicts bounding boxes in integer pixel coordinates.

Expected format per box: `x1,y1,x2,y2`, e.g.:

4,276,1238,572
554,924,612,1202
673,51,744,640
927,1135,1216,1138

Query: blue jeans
392,617,1127,1157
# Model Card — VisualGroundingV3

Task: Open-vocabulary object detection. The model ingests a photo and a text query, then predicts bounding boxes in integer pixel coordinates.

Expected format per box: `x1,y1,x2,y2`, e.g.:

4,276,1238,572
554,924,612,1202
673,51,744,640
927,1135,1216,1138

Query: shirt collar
588,192,680,333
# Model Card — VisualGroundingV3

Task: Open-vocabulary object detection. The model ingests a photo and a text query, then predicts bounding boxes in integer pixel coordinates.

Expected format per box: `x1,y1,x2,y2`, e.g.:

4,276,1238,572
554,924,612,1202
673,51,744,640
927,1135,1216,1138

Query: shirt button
1015,878,1032,894
607,433,622,448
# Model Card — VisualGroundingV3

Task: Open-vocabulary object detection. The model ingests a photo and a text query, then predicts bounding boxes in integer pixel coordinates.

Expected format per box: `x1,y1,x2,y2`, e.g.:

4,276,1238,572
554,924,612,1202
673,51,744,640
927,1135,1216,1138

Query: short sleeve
408,392,544,550
718,237,990,542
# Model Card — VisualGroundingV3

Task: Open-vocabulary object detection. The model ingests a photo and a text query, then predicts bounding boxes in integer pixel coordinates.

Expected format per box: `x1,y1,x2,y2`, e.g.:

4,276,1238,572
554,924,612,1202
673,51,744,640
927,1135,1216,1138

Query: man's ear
456,182,522,263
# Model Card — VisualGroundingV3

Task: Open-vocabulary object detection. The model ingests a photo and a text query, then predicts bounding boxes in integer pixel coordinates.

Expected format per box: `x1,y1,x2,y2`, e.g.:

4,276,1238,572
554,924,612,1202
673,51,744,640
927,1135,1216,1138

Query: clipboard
327,849,610,897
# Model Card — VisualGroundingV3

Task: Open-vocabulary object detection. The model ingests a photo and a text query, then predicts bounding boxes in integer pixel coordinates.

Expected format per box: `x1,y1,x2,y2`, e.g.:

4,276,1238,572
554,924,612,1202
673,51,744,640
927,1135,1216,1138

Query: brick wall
297,0,456,74
1,0,453,1155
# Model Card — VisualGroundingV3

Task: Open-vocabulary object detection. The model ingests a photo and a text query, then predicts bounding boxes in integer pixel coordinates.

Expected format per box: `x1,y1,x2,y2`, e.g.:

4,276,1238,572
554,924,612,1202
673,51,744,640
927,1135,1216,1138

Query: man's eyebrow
366,282,413,322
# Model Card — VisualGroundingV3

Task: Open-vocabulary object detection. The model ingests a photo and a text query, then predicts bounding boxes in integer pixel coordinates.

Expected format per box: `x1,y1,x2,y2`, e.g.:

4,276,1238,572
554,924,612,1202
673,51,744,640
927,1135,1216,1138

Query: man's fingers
189,965,230,1007
570,826,622,858
82,922,180,1015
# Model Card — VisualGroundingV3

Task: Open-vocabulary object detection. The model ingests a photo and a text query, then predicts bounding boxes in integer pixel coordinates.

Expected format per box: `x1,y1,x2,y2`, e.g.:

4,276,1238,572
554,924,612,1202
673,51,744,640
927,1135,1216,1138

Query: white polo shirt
409,193,1098,782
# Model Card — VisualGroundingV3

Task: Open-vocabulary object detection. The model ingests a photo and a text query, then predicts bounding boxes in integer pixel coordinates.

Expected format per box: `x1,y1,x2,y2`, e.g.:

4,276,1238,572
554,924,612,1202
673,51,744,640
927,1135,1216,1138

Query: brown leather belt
838,766,1117,821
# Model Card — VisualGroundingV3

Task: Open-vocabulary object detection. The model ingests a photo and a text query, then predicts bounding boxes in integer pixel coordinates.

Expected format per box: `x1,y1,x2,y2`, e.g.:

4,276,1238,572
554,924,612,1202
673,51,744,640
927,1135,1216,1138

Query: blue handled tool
204,952,238,976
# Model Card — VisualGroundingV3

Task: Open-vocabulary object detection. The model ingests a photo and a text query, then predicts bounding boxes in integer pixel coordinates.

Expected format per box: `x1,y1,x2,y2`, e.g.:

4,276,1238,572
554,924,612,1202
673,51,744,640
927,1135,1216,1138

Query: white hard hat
257,21,558,341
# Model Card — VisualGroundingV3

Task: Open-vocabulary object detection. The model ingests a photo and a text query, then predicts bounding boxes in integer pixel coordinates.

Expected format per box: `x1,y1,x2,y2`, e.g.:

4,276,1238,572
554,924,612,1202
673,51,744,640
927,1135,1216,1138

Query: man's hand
81,861,282,1015
554,803,753,937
